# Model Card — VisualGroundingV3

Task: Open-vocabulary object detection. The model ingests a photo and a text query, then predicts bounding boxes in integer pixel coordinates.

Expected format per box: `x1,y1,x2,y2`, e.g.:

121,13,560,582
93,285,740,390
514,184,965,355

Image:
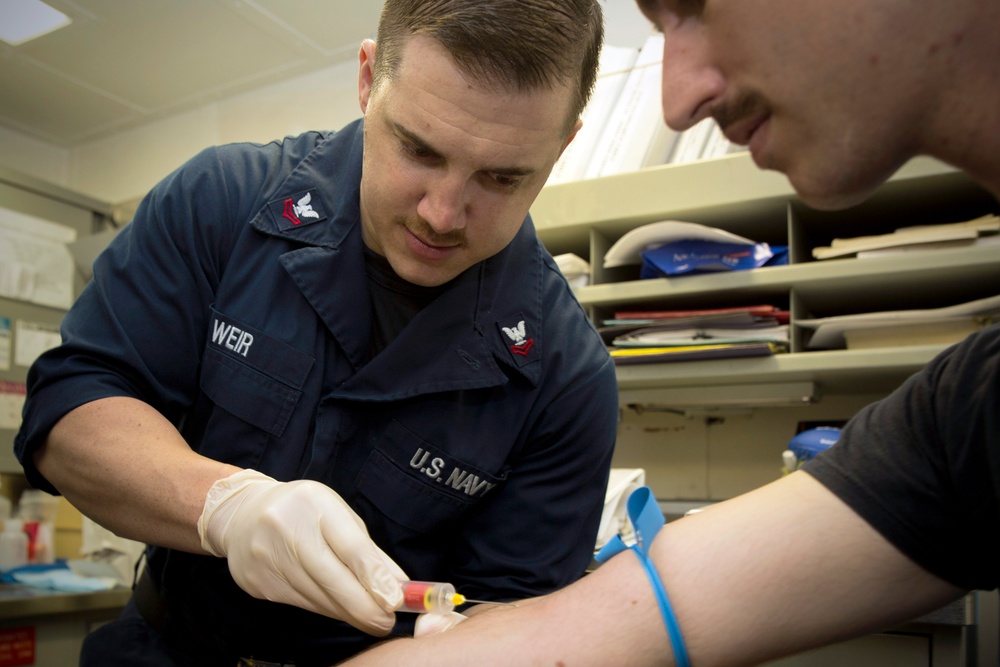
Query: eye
489,173,523,190
481,171,527,192
401,140,435,160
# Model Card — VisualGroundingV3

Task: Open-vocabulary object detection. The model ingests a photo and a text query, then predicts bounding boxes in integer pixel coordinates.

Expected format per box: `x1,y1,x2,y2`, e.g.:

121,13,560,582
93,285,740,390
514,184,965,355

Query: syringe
397,580,517,614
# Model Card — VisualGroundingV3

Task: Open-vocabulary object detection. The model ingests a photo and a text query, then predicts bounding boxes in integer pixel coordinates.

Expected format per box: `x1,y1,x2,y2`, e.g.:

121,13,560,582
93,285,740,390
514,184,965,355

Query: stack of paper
798,294,1000,349
603,305,790,365
612,323,789,347
812,214,999,260
609,342,781,365
611,304,788,321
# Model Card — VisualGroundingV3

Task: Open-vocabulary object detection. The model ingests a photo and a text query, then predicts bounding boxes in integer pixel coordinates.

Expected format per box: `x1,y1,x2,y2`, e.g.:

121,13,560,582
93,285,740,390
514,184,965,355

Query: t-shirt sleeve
804,324,1000,591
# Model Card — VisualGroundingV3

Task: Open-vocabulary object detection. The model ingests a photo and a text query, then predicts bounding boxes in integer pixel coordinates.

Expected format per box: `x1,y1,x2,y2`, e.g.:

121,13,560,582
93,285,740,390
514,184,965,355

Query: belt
132,566,168,635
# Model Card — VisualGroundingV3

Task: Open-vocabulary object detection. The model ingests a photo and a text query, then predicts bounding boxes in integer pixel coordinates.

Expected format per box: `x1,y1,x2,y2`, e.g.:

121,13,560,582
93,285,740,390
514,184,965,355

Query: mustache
712,90,768,135
404,219,464,247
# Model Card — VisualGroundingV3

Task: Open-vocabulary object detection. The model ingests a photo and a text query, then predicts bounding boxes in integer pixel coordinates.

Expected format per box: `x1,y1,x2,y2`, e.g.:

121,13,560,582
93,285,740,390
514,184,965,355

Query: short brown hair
373,0,604,132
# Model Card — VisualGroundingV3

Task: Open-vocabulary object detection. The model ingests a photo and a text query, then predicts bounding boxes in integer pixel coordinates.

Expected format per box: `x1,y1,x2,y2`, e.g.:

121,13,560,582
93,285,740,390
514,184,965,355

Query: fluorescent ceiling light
0,0,71,46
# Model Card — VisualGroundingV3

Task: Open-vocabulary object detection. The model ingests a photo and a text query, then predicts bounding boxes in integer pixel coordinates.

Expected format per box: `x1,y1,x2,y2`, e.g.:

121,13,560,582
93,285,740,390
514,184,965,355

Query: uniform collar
249,120,545,398
248,118,364,249
330,225,545,401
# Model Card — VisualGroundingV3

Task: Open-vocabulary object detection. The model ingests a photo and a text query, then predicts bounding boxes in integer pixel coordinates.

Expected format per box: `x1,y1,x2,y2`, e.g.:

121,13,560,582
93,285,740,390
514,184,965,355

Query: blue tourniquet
595,486,691,667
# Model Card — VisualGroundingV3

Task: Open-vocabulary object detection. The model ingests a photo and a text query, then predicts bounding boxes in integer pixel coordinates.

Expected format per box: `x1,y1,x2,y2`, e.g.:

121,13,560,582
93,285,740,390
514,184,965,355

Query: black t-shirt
363,245,447,355
805,322,1000,591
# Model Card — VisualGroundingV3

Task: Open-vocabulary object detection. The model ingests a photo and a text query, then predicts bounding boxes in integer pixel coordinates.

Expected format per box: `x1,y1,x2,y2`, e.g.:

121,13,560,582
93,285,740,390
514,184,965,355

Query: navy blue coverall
15,119,618,664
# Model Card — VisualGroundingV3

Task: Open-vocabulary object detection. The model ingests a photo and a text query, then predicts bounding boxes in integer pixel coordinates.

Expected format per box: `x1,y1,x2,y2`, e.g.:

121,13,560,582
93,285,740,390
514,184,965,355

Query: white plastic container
0,518,29,570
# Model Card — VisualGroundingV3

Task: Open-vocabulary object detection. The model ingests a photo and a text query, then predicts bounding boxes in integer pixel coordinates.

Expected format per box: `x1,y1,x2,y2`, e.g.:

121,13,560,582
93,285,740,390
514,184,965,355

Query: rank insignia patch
270,189,327,231
499,318,537,365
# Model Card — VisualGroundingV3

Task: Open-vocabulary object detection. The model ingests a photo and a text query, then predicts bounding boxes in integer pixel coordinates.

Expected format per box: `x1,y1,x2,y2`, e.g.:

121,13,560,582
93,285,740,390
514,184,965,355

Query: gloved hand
198,469,406,635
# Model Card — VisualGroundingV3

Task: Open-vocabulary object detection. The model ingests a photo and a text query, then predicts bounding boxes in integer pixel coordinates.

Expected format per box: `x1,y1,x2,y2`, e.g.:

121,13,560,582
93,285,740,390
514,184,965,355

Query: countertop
0,583,131,620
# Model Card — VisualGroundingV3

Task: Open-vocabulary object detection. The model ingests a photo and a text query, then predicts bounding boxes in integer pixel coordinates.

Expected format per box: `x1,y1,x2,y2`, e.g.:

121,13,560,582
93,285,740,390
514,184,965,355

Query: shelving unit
533,153,999,666
0,168,111,474
531,152,1000,401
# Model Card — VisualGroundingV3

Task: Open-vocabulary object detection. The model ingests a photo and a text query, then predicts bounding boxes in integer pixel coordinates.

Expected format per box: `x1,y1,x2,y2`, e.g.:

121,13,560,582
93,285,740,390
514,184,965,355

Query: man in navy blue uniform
14,1,616,664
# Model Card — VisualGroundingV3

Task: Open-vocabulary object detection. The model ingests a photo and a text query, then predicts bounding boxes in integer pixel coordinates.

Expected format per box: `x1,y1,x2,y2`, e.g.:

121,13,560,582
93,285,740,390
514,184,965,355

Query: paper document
603,310,789,349
0,206,77,309
14,320,62,367
612,325,788,347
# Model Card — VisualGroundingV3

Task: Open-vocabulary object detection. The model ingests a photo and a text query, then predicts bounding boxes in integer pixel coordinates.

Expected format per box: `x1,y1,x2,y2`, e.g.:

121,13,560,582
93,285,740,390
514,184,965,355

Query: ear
558,118,584,157
358,39,377,114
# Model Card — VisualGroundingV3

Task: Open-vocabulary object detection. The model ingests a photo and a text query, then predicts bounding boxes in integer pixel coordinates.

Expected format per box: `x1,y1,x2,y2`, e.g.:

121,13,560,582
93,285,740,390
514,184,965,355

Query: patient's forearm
658,472,962,665
341,558,666,666
342,472,963,667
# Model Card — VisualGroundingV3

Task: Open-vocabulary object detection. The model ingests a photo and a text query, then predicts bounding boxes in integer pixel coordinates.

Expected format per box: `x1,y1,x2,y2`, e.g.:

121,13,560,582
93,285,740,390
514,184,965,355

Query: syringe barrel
398,580,457,614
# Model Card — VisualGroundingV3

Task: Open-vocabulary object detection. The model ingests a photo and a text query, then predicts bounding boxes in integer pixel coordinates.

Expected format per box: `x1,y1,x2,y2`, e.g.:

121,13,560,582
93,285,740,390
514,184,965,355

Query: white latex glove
414,611,468,637
197,469,406,635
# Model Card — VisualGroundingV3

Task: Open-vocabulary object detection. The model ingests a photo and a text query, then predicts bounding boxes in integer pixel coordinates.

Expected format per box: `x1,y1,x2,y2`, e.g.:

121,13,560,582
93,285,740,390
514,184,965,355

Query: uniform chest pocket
356,420,507,533
200,310,314,437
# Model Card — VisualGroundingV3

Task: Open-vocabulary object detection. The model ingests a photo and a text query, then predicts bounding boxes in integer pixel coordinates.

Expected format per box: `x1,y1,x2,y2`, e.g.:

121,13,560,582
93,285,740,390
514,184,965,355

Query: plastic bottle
0,518,29,570
18,489,58,564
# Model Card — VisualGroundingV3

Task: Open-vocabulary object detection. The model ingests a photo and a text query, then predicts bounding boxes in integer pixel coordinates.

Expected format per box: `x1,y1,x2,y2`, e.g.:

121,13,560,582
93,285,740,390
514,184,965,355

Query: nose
659,22,726,132
416,171,468,235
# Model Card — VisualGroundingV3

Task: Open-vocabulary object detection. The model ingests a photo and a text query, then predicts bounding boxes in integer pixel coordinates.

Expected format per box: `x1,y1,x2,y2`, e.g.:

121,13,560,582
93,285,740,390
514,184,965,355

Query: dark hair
374,0,604,131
